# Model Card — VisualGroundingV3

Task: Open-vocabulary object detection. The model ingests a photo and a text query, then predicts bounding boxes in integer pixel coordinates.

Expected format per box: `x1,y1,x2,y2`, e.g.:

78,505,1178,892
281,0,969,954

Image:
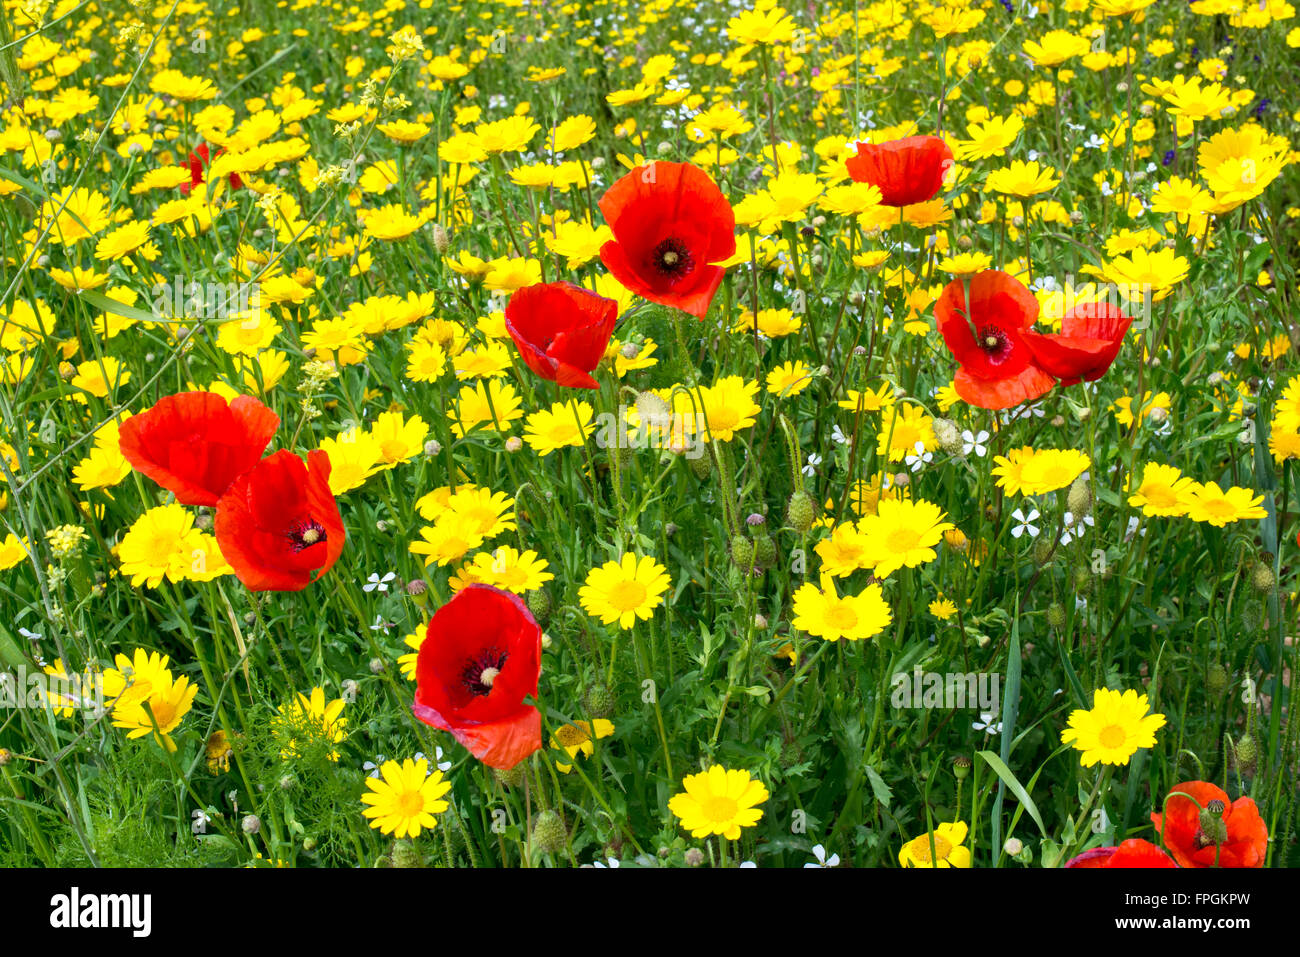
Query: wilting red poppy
1022,301,1133,386
1065,839,1177,868
845,135,953,208
504,281,618,389
181,143,242,196
119,392,279,506
412,584,542,770
1152,781,1267,868
214,449,345,592
935,270,1055,409
598,160,736,319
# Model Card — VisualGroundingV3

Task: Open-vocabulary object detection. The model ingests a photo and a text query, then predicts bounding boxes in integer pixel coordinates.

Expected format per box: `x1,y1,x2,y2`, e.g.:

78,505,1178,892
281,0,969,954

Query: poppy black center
287,519,327,552
651,238,694,281
462,646,508,697
977,325,1012,362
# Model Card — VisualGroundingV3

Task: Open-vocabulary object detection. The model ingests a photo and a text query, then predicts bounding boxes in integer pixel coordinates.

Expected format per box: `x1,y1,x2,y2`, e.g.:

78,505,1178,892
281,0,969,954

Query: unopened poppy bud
504,436,523,452
582,683,615,718
1047,602,1067,628
688,448,712,479
1205,663,1228,696
530,810,567,854
753,534,777,568
1234,732,1257,775
242,814,261,835
730,535,755,571
952,755,971,779
424,439,441,456
527,587,552,624
432,223,450,255
785,490,816,533
494,764,526,788
1251,562,1275,592
1067,477,1092,518
391,839,424,868
1033,537,1055,566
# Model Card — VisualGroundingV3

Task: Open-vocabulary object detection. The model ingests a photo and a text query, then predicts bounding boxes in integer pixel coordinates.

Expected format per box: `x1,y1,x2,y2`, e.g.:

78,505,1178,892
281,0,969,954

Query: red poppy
598,160,736,319
504,281,618,389
1022,301,1133,386
214,449,345,592
181,143,242,196
1065,839,1177,868
845,135,953,208
412,584,543,770
1151,781,1268,868
935,270,1055,409
118,392,279,506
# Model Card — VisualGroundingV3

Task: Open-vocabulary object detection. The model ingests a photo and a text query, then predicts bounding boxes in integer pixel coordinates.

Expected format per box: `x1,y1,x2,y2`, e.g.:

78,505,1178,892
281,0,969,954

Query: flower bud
530,810,567,854
684,847,705,867
527,587,552,624
1067,476,1092,518
431,223,450,255
241,814,261,835
785,490,816,533
391,838,425,868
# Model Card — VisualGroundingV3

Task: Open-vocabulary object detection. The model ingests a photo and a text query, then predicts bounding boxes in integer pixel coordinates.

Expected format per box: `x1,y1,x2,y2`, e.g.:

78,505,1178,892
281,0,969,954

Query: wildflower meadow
1,0,1298,887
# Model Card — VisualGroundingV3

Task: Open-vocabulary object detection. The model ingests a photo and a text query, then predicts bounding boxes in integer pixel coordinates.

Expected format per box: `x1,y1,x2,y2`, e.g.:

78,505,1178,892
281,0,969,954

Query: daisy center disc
1098,724,1127,749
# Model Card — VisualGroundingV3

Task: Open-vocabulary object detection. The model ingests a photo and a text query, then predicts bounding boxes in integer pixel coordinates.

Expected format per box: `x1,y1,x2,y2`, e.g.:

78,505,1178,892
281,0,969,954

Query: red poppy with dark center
181,143,242,196
1151,781,1267,868
1064,839,1177,868
598,161,736,319
1022,300,1133,386
504,281,618,389
214,449,345,592
845,135,953,208
412,584,542,770
935,270,1055,409
118,391,279,506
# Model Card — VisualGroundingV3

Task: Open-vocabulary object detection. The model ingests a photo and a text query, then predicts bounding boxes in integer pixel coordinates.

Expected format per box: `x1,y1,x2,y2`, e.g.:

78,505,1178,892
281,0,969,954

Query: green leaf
977,750,1047,839
864,765,892,809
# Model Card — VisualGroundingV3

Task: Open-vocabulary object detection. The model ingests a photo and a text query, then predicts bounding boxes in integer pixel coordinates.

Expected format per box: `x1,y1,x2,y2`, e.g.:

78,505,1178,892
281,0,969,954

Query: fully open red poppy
1152,781,1267,868
1022,301,1133,386
504,281,618,389
119,391,279,506
1064,839,1177,868
214,449,345,592
181,143,242,196
935,270,1055,409
598,160,736,319
845,135,953,208
412,584,542,770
